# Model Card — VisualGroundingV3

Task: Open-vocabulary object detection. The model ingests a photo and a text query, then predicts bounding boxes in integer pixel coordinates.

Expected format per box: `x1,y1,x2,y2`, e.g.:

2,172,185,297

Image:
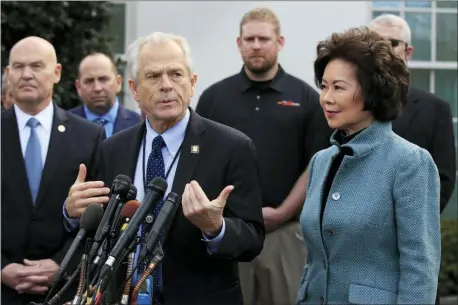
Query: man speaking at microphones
63,32,265,305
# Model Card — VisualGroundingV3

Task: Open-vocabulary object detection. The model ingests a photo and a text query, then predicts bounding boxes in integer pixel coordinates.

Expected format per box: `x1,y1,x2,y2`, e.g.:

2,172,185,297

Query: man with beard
69,53,141,137
196,7,332,305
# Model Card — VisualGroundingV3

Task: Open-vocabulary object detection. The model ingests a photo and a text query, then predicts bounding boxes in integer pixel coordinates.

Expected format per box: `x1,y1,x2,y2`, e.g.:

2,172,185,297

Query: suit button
320,296,325,305
331,192,340,200
326,229,334,237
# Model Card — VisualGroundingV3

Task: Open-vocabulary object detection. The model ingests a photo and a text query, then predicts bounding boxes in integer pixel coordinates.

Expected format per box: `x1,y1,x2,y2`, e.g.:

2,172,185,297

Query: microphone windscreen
121,200,141,218
115,174,132,184
149,177,167,193
80,203,104,231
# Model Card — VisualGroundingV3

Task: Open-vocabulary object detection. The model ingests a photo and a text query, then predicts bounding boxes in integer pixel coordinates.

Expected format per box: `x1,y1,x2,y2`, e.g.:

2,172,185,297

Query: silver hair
126,32,193,84
369,14,412,44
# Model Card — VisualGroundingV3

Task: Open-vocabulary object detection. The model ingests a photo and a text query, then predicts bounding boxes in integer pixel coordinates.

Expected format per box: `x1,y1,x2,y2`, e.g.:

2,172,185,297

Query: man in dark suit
370,14,457,305
1,36,106,305
370,14,456,213
63,32,265,305
69,52,141,137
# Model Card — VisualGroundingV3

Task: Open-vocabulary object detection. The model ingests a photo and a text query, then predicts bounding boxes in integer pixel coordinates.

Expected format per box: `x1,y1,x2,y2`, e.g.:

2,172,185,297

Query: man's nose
93,81,103,91
160,75,173,92
21,66,34,79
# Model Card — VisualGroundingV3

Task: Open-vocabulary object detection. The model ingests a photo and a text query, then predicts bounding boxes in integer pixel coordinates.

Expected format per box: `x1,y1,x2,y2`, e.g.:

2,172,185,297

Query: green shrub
1,1,117,109
439,219,458,296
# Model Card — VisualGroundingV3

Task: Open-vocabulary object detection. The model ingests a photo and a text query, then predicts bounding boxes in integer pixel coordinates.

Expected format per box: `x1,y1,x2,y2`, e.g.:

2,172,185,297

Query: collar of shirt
145,108,190,157
238,64,287,93
14,101,54,132
83,98,119,124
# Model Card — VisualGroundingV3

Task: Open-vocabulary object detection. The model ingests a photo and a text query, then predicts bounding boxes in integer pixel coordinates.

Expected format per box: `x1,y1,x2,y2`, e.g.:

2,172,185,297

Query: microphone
98,177,168,281
137,192,181,265
87,199,141,289
50,203,104,287
120,200,141,224
87,175,132,262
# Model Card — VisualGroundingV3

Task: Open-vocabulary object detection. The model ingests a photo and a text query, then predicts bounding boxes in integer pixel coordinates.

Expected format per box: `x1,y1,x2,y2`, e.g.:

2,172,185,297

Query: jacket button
331,192,340,200
320,296,325,305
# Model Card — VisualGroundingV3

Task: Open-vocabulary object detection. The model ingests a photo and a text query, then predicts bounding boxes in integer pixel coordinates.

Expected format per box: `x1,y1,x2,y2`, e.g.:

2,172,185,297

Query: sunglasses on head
388,38,408,48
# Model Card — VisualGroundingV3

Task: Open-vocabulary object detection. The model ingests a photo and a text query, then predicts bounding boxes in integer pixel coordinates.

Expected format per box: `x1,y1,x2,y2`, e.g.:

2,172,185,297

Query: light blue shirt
63,108,224,255
84,99,119,137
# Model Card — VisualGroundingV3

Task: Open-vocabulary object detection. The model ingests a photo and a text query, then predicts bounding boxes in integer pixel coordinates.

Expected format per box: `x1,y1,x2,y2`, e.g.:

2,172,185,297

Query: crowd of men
1,7,455,305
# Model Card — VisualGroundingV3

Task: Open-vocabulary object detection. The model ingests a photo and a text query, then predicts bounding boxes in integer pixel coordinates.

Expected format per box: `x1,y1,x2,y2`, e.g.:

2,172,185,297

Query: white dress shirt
14,102,54,164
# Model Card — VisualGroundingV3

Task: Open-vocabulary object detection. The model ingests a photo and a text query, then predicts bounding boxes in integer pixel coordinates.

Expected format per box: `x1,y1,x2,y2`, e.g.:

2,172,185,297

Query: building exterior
110,1,457,218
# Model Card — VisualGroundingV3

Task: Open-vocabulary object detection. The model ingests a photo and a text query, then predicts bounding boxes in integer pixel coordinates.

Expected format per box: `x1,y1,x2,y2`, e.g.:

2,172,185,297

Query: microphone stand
130,243,164,305
45,262,82,305
120,252,135,305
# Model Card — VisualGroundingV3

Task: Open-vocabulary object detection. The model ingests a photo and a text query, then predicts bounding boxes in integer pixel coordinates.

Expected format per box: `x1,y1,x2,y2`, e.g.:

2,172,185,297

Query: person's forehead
138,42,188,69
80,58,115,78
241,21,276,37
10,41,55,65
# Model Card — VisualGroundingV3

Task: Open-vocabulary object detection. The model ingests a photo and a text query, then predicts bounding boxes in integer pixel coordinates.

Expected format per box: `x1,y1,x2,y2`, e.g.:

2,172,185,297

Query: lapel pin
58,125,66,132
191,145,199,154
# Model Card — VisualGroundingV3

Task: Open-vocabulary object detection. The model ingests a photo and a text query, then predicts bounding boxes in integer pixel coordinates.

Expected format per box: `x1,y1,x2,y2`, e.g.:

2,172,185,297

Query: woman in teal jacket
297,26,441,305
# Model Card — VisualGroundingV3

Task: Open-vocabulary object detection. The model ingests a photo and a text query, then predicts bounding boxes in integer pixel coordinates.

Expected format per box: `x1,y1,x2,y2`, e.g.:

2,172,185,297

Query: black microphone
50,203,104,287
87,175,132,262
98,177,168,280
137,192,181,265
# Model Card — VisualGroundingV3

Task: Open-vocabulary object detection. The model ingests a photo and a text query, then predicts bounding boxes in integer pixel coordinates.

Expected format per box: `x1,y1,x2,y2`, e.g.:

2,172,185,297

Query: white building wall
124,1,372,111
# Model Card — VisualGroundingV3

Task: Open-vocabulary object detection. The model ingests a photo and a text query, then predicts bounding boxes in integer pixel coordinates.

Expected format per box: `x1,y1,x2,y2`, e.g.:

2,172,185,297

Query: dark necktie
139,135,165,304
92,117,109,126
24,118,43,204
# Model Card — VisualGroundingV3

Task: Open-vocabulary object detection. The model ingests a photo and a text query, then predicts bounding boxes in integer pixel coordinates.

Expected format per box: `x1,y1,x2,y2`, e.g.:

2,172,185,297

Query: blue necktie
24,118,43,204
140,135,165,304
92,117,109,126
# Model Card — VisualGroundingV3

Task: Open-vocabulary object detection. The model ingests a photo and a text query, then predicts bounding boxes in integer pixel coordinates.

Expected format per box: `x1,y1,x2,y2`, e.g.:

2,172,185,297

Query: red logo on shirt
277,100,300,107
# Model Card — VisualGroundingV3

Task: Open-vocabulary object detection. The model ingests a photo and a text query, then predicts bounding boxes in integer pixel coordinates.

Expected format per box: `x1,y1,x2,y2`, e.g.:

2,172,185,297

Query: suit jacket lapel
113,106,130,133
392,89,420,137
171,110,205,195
2,109,34,208
35,105,69,207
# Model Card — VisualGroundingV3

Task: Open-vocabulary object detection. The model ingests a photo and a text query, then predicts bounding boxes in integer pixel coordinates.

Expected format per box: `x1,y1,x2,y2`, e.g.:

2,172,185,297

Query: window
372,1,458,218
108,2,126,56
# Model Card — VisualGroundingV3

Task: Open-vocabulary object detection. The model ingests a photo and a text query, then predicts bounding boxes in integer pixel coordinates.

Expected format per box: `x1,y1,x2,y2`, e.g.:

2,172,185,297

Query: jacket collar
330,121,393,158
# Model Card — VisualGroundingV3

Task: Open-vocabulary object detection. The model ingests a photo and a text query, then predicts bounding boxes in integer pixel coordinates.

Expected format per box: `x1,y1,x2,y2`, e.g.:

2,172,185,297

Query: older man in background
1,36,105,305
370,14,456,305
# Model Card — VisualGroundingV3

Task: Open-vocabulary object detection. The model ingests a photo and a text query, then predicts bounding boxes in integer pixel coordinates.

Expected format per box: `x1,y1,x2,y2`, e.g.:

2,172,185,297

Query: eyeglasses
388,38,409,48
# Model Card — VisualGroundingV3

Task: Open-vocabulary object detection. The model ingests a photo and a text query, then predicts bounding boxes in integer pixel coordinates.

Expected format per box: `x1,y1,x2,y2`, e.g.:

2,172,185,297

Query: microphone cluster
37,174,182,305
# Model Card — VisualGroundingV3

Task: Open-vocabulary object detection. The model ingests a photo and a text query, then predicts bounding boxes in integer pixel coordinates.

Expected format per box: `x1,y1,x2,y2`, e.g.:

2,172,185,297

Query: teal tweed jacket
297,121,441,304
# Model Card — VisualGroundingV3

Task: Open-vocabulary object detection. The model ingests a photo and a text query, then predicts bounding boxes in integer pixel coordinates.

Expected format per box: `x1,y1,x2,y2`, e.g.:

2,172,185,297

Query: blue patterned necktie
139,135,165,304
24,118,43,204
92,117,109,126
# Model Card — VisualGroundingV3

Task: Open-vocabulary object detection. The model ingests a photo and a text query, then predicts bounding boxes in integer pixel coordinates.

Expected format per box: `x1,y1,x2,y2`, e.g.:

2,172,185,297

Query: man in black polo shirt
196,7,332,305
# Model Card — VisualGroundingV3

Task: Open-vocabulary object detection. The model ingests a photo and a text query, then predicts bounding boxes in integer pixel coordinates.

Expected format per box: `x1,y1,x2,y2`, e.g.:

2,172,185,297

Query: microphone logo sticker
145,214,154,223
191,145,199,154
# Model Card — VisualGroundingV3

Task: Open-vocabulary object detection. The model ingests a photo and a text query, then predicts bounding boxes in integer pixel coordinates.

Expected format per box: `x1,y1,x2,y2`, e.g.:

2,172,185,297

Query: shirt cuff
62,200,80,232
201,218,226,254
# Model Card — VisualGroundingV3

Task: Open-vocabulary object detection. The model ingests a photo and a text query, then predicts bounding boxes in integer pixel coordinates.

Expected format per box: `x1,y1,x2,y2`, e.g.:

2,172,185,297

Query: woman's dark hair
314,26,409,121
